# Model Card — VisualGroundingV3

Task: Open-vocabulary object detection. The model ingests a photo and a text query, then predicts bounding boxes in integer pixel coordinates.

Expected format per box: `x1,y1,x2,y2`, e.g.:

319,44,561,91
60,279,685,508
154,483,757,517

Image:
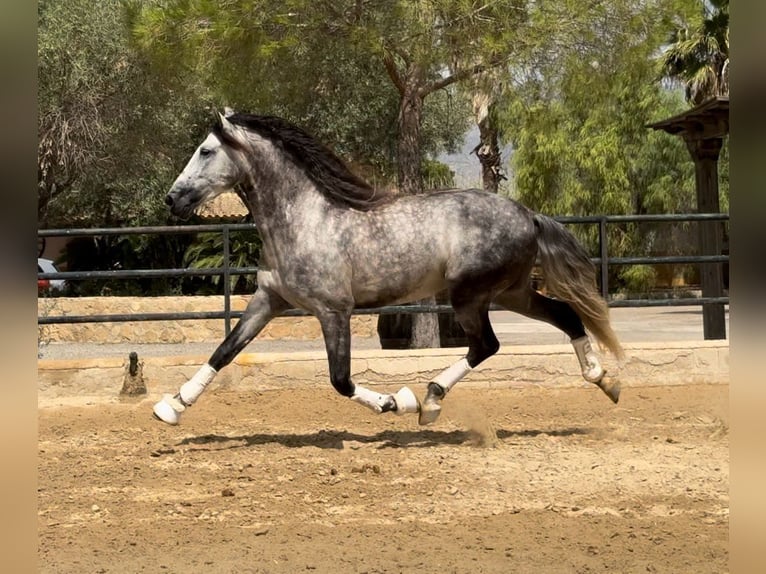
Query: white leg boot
153,364,217,425
571,336,605,383
571,336,620,403
419,358,472,425
351,385,420,415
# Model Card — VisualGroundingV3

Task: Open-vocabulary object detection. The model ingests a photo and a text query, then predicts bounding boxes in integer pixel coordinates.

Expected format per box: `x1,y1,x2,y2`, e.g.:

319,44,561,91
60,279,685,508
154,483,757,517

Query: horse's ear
217,112,237,140
213,107,234,127
214,109,245,149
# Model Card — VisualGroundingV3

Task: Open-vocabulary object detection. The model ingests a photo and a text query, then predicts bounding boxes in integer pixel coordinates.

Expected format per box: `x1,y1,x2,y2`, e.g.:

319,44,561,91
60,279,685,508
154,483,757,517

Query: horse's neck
245,179,332,240
238,146,344,266
247,182,336,272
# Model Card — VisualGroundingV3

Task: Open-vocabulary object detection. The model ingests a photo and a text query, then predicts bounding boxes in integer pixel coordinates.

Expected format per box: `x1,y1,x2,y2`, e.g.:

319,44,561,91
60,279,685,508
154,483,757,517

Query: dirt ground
38,382,729,574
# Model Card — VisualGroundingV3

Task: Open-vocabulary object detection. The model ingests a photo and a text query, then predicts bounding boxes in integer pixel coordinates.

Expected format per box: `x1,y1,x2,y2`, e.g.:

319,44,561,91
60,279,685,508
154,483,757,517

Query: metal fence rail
38,213,729,336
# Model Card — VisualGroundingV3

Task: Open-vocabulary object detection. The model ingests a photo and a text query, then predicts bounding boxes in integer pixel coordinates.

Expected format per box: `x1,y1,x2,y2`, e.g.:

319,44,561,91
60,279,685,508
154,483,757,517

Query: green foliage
38,0,214,228
127,0,445,181
502,2,695,218
620,265,658,294
501,5,711,213
183,231,262,294
661,0,729,104
494,0,730,293
421,159,455,189
128,1,527,190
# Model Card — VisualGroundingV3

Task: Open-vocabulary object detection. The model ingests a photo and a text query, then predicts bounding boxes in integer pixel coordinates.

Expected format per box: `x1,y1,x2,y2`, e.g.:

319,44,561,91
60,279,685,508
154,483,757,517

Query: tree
38,0,219,228
38,0,126,225
496,0,707,292
128,1,534,194
502,2,676,208
661,0,729,104
128,1,468,186
369,1,528,195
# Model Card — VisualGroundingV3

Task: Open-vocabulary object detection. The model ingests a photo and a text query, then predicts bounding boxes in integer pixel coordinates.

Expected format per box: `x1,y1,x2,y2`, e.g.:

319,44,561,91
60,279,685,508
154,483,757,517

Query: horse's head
165,111,246,219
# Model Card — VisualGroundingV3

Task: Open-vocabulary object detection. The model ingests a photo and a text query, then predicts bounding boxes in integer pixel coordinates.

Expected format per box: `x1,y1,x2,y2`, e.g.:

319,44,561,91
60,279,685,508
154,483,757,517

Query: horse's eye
199,147,212,157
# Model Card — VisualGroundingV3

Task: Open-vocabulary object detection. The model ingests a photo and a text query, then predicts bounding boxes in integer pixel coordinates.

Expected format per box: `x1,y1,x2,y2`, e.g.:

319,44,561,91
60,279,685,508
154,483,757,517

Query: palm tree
662,0,729,105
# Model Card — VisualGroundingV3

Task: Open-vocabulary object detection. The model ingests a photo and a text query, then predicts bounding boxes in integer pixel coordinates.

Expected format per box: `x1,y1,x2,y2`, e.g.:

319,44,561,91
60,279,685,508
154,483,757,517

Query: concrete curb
38,340,728,408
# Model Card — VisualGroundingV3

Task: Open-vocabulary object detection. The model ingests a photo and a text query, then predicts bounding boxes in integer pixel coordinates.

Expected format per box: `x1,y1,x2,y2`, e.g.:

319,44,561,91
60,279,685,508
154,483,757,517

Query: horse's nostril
164,195,174,207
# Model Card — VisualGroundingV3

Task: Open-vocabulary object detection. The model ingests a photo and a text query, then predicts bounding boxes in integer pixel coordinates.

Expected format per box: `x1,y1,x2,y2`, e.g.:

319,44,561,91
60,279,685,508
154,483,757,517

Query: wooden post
648,97,728,340
684,136,726,339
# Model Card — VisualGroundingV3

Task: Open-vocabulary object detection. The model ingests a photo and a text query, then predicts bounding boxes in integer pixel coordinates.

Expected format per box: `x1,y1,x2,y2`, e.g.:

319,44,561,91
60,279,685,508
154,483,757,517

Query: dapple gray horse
153,111,624,426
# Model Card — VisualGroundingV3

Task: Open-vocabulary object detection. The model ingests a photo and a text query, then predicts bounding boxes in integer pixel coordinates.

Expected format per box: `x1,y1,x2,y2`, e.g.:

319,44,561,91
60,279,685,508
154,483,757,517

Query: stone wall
38,296,377,344
38,341,729,408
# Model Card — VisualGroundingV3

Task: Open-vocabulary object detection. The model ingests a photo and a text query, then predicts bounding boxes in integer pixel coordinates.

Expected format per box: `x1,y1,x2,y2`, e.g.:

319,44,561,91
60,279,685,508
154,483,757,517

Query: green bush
421,159,455,190
619,265,657,294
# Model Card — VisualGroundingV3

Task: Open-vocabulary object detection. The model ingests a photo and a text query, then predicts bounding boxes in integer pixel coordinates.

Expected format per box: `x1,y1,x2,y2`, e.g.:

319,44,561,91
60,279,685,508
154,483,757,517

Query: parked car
38,257,66,293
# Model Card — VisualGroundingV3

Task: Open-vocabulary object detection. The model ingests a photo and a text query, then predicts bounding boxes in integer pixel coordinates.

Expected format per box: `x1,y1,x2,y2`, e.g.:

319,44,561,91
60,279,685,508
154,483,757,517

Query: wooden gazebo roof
648,96,729,139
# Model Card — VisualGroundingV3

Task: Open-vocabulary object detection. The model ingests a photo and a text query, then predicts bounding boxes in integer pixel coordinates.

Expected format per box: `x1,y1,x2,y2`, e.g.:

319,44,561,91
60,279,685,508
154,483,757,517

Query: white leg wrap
179,364,218,405
350,386,391,414
572,336,605,383
432,358,472,393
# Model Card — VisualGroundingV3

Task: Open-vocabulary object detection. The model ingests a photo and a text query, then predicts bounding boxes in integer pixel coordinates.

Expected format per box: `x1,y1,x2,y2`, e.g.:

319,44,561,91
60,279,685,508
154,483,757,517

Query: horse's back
428,189,538,276
398,188,535,247
345,188,538,306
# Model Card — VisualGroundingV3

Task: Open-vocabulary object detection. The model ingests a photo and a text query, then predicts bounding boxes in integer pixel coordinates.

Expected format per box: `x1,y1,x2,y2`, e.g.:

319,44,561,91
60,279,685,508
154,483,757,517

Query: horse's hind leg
153,287,290,425
419,292,499,425
317,310,420,416
494,287,620,403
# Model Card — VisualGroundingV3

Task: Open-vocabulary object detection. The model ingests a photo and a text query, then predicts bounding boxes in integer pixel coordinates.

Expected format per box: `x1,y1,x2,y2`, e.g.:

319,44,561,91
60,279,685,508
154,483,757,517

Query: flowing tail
533,214,624,359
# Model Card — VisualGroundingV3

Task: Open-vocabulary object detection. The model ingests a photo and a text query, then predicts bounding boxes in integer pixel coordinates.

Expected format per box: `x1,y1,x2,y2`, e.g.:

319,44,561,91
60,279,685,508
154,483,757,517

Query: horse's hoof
597,378,621,404
152,394,185,425
418,401,442,425
393,386,420,416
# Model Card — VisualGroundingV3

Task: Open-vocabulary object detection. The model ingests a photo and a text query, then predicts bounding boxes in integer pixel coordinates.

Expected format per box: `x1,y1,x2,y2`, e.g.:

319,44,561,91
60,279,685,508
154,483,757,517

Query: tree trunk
397,67,439,348
472,94,503,194
476,113,503,193
411,307,439,348
397,72,425,196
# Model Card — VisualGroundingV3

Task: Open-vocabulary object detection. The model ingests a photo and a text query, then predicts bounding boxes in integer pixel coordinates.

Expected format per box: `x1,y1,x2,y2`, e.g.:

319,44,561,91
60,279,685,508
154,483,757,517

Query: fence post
223,226,232,336
599,217,609,300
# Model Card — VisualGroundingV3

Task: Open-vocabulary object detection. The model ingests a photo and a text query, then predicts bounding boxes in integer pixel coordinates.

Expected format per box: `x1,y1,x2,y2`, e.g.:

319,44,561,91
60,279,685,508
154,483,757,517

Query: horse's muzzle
164,190,195,220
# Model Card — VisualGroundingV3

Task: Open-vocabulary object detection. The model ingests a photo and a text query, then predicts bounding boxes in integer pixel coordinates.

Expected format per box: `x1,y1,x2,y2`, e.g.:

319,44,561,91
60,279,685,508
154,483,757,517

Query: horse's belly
351,269,447,308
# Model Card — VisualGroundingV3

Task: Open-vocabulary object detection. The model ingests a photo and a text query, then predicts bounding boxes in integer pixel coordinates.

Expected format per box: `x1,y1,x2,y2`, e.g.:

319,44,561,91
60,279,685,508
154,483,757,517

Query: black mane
215,113,395,211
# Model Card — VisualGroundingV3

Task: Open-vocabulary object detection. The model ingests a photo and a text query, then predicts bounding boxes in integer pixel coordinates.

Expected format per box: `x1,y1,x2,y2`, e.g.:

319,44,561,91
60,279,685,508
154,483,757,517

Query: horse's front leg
318,310,420,416
153,287,290,425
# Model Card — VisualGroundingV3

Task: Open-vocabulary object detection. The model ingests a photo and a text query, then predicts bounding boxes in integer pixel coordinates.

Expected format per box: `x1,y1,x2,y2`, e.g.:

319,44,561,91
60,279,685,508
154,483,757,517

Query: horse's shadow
174,426,590,451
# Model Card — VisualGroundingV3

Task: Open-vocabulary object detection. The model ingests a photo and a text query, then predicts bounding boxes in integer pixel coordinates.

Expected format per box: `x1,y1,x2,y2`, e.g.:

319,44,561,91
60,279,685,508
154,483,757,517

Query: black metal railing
38,213,729,336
